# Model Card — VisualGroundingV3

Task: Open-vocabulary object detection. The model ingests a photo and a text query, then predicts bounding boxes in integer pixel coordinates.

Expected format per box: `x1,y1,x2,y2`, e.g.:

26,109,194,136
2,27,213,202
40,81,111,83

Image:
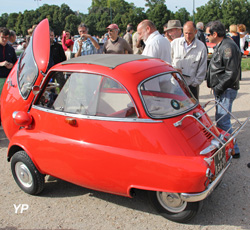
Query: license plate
214,147,227,176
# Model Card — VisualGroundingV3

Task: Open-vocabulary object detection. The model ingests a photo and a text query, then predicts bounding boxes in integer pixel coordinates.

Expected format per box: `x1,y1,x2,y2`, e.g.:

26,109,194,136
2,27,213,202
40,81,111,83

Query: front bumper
180,156,232,202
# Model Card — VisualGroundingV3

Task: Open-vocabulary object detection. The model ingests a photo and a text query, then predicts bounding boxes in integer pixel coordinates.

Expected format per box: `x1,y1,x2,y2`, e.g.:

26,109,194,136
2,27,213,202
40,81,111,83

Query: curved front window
139,72,197,119
17,36,38,99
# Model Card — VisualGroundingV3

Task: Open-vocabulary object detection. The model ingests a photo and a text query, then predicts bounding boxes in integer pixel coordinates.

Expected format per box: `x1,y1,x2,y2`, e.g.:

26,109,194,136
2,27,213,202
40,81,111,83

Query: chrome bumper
180,156,232,202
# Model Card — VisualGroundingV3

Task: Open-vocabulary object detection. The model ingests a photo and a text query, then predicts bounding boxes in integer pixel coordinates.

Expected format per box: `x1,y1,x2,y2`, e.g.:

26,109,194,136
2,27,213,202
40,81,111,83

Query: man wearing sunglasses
206,20,241,158
0,27,17,95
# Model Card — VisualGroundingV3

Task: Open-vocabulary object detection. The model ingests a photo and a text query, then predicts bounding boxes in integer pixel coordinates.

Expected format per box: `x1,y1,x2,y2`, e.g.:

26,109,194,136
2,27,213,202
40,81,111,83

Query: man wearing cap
73,23,100,57
164,20,183,41
171,21,207,100
103,24,133,54
137,19,171,63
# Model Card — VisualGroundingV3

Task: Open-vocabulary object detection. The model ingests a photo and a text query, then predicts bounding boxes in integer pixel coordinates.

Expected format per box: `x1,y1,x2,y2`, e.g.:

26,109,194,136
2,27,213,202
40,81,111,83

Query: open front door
0,19,50,139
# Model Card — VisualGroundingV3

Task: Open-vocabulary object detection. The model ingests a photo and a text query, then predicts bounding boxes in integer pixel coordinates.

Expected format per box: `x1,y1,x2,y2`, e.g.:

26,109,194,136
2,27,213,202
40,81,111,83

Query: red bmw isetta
1,19,248,223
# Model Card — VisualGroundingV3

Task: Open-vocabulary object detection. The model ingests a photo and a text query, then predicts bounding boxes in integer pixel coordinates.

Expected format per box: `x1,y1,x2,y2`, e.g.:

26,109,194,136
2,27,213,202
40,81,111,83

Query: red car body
1,19,247,223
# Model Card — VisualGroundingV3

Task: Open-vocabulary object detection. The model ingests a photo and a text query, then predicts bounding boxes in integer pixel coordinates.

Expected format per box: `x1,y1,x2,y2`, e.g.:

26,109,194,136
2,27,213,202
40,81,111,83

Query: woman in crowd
62,30,74,60
229,24,240,49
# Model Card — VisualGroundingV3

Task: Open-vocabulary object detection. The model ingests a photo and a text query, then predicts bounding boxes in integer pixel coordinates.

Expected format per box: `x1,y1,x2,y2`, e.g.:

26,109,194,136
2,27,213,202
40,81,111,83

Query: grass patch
241,57,250,71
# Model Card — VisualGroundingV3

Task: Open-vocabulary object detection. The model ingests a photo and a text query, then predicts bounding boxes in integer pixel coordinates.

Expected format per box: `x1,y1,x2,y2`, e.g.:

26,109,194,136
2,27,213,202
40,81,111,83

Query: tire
11,150,45,195
148,191,202,223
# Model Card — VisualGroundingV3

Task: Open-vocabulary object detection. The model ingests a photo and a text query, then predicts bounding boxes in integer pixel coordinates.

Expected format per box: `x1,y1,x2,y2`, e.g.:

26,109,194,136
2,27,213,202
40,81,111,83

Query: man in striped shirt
73,23,100,57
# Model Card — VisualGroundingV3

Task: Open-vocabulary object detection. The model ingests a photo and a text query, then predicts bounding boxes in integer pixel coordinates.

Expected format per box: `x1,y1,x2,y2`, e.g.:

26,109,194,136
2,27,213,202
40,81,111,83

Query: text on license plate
214,147,226,176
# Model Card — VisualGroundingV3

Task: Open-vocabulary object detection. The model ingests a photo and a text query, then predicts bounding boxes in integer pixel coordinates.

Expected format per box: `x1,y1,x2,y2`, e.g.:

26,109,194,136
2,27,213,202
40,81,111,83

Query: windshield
17,36,38,99
139,72,197,119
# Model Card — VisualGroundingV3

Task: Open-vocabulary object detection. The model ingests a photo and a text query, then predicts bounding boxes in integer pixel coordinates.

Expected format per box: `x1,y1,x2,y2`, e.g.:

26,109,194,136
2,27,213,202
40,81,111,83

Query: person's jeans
215,88,239,153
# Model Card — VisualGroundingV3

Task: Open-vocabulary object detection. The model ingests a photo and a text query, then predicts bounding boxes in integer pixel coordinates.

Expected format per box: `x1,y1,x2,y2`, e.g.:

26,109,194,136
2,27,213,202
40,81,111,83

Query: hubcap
15,162,33,188
156,192,187,213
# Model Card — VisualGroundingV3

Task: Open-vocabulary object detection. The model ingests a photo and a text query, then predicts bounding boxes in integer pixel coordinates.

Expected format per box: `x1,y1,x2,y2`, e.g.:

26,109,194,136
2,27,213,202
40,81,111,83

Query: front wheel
148,191,202,223
11,151,45,195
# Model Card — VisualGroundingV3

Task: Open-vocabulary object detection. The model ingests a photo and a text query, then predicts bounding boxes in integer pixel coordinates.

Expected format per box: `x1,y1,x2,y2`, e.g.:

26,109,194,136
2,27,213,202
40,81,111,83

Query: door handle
65,117,77,126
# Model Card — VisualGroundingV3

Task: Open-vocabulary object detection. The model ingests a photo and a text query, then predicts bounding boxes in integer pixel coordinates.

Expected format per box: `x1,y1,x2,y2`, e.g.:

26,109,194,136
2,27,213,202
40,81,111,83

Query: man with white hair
171,21,207,100
196,21,208,52
137,19,171,63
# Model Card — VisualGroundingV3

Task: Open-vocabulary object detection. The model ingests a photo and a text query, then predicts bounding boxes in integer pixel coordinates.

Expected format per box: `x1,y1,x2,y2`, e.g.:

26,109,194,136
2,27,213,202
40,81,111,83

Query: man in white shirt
171,21,207,100
137,20,171,63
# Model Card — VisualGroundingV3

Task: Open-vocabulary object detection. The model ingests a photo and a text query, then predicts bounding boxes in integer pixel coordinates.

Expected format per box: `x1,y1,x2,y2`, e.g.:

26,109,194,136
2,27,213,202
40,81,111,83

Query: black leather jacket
206,37,241,95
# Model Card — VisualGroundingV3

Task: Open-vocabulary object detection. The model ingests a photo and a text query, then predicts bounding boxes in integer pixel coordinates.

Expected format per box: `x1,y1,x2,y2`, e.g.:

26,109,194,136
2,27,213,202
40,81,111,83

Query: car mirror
12,111,33,127
32,85,40,95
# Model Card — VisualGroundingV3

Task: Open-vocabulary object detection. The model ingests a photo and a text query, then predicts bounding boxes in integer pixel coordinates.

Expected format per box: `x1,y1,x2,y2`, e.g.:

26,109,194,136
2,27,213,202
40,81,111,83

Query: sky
1,0,209,15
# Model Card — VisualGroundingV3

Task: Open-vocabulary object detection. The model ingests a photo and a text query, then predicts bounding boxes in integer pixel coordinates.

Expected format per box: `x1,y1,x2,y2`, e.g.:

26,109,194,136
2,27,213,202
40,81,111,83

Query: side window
96,78,137,118
18,36,38,99
36,72,137,118
37,72,102,115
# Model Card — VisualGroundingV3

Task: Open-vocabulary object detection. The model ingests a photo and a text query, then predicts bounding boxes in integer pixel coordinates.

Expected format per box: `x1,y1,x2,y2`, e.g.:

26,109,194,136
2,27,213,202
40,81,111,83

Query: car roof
61,54,154,69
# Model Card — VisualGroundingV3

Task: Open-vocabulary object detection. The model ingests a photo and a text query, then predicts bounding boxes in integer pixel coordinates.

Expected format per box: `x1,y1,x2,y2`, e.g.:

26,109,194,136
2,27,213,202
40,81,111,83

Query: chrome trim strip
180,156,232,202
204,116,250,162
32,105,163,123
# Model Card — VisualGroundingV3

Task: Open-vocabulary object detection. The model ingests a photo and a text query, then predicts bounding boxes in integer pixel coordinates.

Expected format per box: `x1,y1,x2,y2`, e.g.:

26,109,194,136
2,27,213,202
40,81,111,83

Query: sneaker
233,152,240,158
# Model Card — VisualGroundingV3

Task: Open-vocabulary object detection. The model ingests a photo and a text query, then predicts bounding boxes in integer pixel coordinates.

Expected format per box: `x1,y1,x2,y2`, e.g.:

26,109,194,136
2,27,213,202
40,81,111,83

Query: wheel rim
156,192,187,213
15,162,33,188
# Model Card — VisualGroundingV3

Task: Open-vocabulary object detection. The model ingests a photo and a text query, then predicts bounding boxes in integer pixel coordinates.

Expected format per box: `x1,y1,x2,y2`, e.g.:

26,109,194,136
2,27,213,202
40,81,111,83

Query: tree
65,14,81,35
174,8,190,25
195,0,222,25
221,0,250,29
15,13,24,35
145,0,165,8
146,2,172,33
0,13,8,27
6,13,19,30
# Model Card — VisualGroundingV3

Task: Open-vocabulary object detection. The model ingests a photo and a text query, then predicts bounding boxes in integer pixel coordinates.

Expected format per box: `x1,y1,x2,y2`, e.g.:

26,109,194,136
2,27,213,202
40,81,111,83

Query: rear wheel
148,191,202,223
11,151,45,195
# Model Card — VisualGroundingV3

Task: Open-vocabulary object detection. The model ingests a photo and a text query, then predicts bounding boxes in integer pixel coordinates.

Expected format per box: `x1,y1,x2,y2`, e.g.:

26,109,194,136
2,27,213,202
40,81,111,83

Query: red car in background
206,42,216,54
1,19,248,223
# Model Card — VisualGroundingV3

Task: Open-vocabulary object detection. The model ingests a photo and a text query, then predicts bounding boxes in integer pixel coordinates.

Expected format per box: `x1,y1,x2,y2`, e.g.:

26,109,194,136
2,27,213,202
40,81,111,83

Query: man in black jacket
196,22,208,53
50,28,66,66
206,20,241,158
0,27,17,95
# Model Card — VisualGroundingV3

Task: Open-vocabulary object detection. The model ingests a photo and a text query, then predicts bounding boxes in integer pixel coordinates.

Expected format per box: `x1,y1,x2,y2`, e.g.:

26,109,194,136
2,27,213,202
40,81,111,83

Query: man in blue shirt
73,23,100,57
0,27,17,95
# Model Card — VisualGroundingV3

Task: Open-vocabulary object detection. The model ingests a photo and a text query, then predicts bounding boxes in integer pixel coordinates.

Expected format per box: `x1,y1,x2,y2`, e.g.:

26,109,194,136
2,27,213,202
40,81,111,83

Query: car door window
17,36,38,99
37,72,101,115
36,72,136,118
96,78,136,118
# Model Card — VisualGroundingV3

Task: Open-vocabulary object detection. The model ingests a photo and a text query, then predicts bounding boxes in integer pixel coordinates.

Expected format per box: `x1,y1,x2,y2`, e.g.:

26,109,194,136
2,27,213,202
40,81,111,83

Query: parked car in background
1,19,248,223
206,42,216,55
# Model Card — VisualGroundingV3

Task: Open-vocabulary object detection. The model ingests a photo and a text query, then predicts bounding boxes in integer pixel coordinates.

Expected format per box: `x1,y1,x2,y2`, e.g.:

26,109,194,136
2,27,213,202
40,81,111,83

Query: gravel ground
1,71,250,230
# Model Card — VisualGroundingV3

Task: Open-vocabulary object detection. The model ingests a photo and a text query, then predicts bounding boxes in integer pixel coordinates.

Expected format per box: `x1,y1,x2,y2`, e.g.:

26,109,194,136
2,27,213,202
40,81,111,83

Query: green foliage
0,13,9,27
221,0,250,28
174,8,190,25
146,2,172,33
1,0,250,37
6,13,19,30
195,0,223,25
241,57,250,71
